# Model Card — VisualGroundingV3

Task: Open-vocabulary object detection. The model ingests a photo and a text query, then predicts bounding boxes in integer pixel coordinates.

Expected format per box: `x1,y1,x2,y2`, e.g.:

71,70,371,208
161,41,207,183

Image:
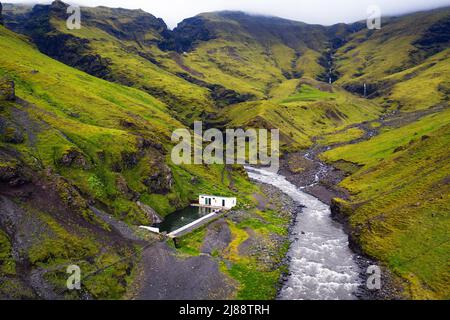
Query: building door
222,199,225,207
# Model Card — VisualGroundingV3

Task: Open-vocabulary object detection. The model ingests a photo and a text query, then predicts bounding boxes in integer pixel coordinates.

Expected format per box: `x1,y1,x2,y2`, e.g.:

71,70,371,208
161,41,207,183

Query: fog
5,0,450,28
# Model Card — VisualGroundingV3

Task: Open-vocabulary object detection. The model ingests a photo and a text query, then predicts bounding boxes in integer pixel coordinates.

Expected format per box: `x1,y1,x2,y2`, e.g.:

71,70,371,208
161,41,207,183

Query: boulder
159,16,215,52
121,151,139,169
58,147,91,169
330,197,353,222
136,201,163,224
0,160,28,187
143,164,173,194
0,78,16,101
116,175,138,200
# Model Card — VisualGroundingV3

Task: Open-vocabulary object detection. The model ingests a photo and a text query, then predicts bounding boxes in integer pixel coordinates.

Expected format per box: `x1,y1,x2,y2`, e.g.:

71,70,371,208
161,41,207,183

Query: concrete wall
199,195,236,209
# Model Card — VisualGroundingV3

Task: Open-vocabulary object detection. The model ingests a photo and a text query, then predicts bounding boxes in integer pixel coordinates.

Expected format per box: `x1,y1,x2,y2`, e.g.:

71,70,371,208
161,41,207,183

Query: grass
317,127,365,145
0,230,15,275
20,207,137,299
0,24,254,222
27,211,99,267
224,262,281,300
281,84,336,103
52,18,214,123
321,108,450,299
387,49,450,111
221,220,290,300
322,109,450,168
1,5,449,300
334,8,450,112
269,79,300,100
173,200,291,300
237,209,289,236
173,227,207,256
222,82,381,150
0,23,258,299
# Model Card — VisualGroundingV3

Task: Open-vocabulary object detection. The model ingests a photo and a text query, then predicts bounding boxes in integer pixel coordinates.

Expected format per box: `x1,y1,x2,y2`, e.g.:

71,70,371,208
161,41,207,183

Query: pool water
155,206,214,233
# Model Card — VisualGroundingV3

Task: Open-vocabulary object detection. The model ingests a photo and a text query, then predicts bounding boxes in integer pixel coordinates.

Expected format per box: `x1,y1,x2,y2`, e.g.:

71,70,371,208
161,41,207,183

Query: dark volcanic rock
412,16,450,60
0,78,15,101
136,201,163,224
32,32,112,79
121,151,139,169
201,219,232,255
143,164,173,194
58,148,91,169
0,2,4,25
83,7,167,44
0,119,24,144
16,1,112,79
176,72,255,107
136,136,164,153
343,80,394,99
0,163,27,187
159,16,215,52
136,242,236,299
115,175,138,201
209,84,255,108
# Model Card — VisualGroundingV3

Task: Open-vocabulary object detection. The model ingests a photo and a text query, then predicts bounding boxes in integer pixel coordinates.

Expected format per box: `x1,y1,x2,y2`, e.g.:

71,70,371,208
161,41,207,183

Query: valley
0,1,448,300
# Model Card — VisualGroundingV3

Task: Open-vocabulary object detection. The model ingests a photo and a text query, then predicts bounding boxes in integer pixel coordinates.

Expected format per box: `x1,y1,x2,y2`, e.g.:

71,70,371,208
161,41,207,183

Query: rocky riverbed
277,153,404,300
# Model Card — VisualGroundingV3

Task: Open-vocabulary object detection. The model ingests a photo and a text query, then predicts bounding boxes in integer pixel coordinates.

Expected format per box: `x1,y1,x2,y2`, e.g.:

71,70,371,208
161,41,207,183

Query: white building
199,195,237,209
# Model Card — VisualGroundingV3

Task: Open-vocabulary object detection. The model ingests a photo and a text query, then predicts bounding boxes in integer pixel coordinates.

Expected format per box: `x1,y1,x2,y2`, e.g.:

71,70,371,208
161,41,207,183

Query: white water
246,167,361,300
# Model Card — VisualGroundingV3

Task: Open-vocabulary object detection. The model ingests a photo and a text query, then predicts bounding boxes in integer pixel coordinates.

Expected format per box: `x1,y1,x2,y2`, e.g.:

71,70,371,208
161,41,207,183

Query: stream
246,167,361,300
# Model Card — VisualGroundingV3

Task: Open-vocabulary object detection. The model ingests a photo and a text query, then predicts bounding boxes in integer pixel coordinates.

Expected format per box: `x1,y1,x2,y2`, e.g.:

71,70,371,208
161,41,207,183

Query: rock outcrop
82,6,167,44
176,72,255,107
0,2,4,25
136,201,163,224
413,16,450,60
143,164,173,195
0,118,24,144
0,161,27,187
159,16,215,52
58,148,91,169
19,1,112,79
0,78,15,101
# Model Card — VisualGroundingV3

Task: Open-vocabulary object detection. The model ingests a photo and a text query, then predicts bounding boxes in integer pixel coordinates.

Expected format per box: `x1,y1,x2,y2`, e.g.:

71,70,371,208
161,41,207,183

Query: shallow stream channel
246,166,362,300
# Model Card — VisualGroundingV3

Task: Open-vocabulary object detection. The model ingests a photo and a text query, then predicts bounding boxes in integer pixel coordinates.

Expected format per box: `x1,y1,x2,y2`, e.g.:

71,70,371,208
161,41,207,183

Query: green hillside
315,8,450,299
222,80,382,150
166,11,330,98
0,1,449,300
334,8,450,111
0,22,253,298
322,108,450,299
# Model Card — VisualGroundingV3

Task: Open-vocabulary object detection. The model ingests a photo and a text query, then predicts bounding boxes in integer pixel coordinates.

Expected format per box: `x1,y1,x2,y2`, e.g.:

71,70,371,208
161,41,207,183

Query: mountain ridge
0,1,449,300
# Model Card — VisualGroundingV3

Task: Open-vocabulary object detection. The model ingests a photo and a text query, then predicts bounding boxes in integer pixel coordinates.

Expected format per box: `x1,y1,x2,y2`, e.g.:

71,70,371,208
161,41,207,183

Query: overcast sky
6,0,450,28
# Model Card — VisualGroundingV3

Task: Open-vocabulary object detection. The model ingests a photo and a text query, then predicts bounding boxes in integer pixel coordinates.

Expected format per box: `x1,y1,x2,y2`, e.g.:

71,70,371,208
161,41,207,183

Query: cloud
7,0,450,28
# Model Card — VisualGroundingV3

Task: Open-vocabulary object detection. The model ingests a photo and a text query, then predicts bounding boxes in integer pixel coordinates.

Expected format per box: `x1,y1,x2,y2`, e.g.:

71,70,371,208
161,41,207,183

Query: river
246,167,361,300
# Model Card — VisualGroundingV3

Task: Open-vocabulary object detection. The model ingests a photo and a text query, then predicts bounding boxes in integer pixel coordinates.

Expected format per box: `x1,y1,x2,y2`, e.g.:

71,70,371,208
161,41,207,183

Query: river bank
278,154,404,300
248,167,362,299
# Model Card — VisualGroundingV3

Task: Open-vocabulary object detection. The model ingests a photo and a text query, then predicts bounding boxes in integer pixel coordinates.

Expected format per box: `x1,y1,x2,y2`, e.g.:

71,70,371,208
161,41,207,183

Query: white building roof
199,194,236,199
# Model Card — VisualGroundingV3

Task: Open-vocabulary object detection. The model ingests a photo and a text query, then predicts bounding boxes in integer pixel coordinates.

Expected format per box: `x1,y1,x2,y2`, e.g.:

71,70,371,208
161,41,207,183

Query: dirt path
133,242,236,300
